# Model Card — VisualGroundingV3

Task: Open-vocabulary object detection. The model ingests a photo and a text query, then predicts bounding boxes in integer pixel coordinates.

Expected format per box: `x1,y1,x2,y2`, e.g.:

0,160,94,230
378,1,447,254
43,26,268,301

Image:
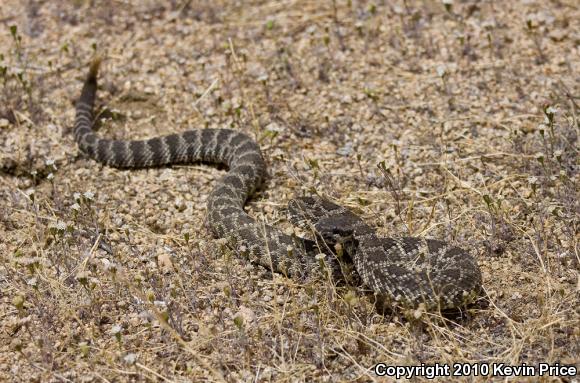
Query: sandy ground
0,1,578,382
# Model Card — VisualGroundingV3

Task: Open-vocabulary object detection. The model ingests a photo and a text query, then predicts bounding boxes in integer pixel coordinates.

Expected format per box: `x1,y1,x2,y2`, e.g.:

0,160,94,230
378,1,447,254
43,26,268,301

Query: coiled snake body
75,60,482,309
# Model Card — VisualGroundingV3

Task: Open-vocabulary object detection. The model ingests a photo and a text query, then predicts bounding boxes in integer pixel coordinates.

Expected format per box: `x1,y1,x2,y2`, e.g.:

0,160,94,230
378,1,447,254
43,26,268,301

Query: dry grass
0,1,578,382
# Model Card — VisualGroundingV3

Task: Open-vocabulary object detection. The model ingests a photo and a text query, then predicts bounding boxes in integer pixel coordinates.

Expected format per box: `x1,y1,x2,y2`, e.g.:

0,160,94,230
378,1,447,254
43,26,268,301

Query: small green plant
525,17,547,64
111,324,123,345
1,24,41,122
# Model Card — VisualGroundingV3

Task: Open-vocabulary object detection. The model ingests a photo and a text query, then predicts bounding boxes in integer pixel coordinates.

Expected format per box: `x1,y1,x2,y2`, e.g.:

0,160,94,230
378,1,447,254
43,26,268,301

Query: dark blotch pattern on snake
74,59,482,310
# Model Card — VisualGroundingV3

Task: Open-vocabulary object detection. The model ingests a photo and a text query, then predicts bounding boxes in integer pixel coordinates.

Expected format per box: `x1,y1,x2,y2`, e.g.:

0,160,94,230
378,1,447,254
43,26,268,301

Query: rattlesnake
74,59,482,310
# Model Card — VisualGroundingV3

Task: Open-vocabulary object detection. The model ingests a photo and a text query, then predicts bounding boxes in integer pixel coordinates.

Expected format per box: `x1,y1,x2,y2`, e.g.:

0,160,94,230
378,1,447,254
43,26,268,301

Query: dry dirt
0,1,578,382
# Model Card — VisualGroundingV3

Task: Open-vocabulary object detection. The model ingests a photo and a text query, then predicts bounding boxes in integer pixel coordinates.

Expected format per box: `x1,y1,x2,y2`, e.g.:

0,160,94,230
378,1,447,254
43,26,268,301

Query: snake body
74,59,482,309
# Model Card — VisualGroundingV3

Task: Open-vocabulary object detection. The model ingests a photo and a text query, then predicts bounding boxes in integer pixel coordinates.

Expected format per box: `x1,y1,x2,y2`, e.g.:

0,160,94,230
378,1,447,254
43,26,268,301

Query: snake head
314,215,356,244
288,196,373,246
288,196,342,221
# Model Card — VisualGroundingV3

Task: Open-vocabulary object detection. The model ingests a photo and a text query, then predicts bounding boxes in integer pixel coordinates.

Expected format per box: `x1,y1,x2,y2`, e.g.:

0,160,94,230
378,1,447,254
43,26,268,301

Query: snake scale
74,59,482,310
